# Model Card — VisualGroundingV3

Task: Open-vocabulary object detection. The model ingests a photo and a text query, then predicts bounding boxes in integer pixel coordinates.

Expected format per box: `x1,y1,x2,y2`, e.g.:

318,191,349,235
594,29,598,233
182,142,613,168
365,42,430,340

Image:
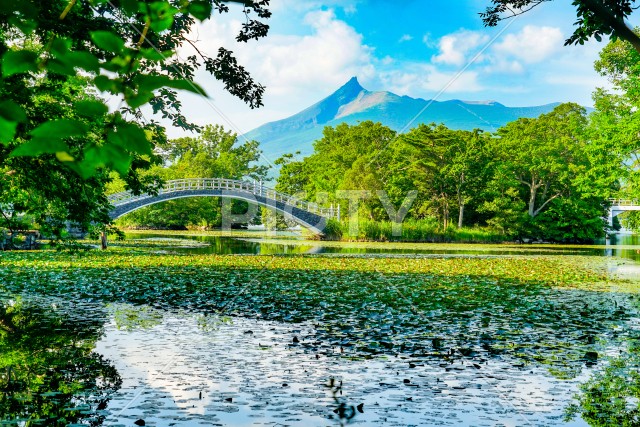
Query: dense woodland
0,0,270,243
0,1,639,243
119,34,640,243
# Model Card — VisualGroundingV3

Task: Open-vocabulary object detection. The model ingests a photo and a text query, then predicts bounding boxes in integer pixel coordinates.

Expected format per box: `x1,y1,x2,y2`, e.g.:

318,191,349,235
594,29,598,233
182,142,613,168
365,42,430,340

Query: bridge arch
607,198,640,227
108,179,339,235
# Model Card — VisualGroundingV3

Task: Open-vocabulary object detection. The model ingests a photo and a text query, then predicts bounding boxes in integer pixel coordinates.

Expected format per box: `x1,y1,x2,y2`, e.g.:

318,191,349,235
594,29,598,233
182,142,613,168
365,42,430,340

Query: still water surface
2,233,639,426
125,231,640,261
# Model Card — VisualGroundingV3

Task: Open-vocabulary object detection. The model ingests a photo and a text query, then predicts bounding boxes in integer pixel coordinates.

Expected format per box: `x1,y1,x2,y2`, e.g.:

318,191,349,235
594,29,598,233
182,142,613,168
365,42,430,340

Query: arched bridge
107,178,339,235
608,198,640,226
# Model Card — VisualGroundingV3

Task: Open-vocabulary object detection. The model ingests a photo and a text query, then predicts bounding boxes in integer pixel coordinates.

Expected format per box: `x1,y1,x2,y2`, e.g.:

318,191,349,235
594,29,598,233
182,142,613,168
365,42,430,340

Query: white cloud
492,25,563,63
399,34,413,42
172,8,374,134
380,65,483,97
483,59,525,74
432,30,490,66
422,33,434,48
182,9,374,96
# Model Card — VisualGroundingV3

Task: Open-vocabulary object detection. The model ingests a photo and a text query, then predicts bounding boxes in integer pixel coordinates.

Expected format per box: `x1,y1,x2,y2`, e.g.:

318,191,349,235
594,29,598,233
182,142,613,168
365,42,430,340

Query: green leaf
55,151,75,162
0,100,27,123
135,74,172,92
65,51,100,72
30,119,89,140
90,31,125,54
8,17,38,35
2,51,38,76
188,1,212,21
94,75,120,93
51,38,72,57
147,2,178,33
166,78,207,96
0,118,19,145
68,146,101,179
102,144,133,175
75,100,109,118
76,144,132,178
47,58,76,76
124,88,155,109
139,48,172,61
108,123,151,155
9,138,68,157
0,99,28,147
104,55,132,73
120,0,139,15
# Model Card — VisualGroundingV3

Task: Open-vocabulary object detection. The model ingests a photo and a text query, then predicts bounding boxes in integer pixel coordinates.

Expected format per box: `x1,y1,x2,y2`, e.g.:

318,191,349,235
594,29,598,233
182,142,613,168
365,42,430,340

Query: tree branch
581,0,640,53
533,193,561,216
59,0,77,20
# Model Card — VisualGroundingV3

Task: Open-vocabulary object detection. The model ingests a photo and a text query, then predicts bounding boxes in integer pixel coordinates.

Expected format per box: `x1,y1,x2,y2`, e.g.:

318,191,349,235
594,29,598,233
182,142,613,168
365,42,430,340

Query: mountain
245,77,561,163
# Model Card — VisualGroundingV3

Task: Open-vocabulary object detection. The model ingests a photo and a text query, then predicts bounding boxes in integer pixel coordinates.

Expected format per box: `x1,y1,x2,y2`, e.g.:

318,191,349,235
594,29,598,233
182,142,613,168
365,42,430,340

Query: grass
333,219,506,243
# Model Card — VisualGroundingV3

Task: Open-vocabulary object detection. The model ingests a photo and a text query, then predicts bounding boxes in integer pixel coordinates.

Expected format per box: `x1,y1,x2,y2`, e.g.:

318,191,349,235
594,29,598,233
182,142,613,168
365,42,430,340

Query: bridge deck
107,178,339,234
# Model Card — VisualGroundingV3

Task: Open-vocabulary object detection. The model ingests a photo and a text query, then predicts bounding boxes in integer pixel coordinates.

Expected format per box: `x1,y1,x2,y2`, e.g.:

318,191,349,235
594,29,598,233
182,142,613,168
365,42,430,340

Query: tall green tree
586,31,640,230
0,0,270,175
116,125,267,229
492,103,588,218
587,33,640,199
0,76,160,238
484,103,607,241
400,125,491,228
0,0,270,236
277,121,397,220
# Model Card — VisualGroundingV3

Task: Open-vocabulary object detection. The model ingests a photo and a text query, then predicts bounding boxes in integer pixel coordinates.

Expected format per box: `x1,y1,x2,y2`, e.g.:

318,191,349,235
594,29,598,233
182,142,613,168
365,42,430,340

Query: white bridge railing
107,178,339,219
609,198,640,207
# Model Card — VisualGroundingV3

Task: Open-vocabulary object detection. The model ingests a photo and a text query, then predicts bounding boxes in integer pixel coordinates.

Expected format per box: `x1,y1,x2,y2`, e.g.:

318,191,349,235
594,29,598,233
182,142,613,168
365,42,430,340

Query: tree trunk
528,187,537,217
458,202,464,228
443,204,449,229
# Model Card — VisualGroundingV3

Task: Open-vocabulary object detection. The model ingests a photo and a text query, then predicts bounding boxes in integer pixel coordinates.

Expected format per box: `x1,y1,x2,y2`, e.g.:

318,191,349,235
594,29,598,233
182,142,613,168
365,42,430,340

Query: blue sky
172,0,637,137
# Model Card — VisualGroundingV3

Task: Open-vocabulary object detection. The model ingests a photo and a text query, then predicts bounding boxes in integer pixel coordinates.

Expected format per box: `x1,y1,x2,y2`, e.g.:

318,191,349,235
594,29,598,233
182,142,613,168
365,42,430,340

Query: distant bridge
107,178,339,235
608,198,640,226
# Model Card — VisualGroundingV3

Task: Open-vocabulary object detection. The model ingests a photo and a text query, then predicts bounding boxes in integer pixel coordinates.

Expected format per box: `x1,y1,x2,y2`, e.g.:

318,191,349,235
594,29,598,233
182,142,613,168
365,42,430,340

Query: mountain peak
342,76,363,90
245,79,563,165
333,76,365,103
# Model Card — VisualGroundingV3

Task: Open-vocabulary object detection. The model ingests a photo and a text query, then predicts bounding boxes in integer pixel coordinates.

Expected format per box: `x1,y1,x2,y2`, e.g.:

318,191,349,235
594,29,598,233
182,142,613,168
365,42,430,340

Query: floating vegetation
0,246,639,425
106,237,211,249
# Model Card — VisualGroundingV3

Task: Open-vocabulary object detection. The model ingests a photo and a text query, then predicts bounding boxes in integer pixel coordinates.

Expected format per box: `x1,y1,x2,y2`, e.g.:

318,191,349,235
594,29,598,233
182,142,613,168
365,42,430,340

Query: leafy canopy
0,0,271,178
481,0,640,53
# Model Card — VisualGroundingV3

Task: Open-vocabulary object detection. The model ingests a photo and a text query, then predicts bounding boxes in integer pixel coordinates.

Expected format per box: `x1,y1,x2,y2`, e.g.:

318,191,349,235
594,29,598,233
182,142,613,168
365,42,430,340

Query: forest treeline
2,21,639,243
275,107,606,242
120,34,640,243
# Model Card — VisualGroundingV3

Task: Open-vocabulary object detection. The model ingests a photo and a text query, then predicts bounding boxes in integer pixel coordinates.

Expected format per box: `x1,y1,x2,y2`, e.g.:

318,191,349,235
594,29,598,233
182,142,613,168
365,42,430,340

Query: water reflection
0,297,121,426
2,232,640,426
0,290,638,426
567,355,640,426
123,232,640,261
122,232,315,255
96,309,595,426
606,234,640,262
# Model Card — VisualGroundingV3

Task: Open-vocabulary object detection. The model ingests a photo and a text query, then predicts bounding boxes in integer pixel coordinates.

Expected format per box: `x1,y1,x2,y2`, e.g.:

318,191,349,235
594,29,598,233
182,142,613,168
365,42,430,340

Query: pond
122,231,640,259
1,234,639,426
